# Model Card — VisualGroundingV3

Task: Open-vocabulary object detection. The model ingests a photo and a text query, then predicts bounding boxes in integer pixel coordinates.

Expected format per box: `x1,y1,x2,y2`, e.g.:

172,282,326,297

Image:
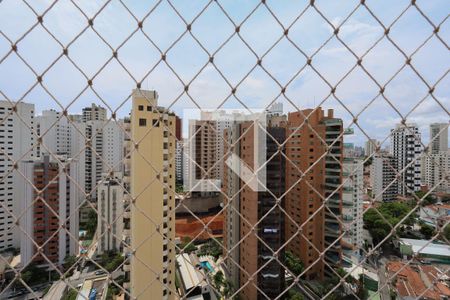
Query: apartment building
102,120,125,173
422,123,449,193
97,172,124,254
0,100,34,251
82,103,107,122
285,108,342,279
18,155,79,266
342,157,364,262
391,123,422,195
364,139,379,157
35,109,71,157
188,119,219,194
223,121,286,300
429,123,448,154
371,154,398,202
323,118,344,270
130,89,176,300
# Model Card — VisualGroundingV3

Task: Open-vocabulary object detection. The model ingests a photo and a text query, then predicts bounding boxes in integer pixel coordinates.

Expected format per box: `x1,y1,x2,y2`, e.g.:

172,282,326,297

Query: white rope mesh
0,0,449,299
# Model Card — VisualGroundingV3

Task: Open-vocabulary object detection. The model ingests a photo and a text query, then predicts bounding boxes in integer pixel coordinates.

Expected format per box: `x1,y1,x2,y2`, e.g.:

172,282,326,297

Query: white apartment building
70,119,124,200
422,152,449,193
97,172,124,254
422,123,449,193
102,120,124,173
365,139,379,157
35,109,71,157
391,123,422,195
175,140,183,184
342,158,364,260
0,100,34,251
371,154,398,202
429,123,448,154
18,155,79,267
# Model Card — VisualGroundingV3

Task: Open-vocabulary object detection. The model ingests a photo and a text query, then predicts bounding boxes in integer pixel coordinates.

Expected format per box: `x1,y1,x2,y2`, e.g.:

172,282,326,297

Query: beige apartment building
130,89,176,300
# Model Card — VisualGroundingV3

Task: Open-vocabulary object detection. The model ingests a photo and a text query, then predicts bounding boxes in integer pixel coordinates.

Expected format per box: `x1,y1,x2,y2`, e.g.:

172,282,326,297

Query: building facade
97,172,124,254
285,108,340,279
0,100,34,251
35,109,71,157
19,155,79,267
342,157,364,262
223,121,286,300
391,124,422,195
422,123,449,193
365,139,379,157
371,154,398,202
130,89,176,300
82,103,107,122
323,117,344,271
429,123,448,154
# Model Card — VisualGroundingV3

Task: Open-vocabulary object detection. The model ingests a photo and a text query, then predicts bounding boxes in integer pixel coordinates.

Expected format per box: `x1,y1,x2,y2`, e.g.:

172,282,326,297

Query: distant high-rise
365,139,379,157
342,157,364,259
35,109,71,157
97,172,124,254
130,89,176,300
429,123,448,154
0,100,34,251
102,120,125,173
391,123,422,195
188,119,219,195
223,121,286,300
18,155,79,267
422,123,449,193
422,152,449,193
69,119,124,201
371,154,398,202
82,103,107,122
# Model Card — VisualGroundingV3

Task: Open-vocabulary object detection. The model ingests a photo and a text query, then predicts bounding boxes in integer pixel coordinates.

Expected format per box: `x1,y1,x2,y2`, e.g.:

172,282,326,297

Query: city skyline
1,1,448,147
0,0,449,299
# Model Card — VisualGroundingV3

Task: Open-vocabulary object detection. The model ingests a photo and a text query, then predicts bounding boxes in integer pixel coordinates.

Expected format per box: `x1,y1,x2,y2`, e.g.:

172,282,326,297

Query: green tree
363,202,414,244
285,251,304,276
85,209,98,239
63,255,77,276
198,239,223,259
420,223,435,239
213,270,224,288
287,289,305,300
180,237,197,253
99,250,124,272
415,191,436,206
443,225,450,241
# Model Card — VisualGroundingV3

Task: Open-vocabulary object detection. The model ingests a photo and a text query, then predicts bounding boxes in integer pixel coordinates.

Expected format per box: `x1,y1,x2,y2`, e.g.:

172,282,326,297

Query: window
147,106,152,111
152,119,159,127
138,105,144,111
139,118,147,127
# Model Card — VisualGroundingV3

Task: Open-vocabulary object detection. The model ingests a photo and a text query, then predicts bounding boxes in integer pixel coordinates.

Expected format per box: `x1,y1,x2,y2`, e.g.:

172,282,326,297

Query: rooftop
386,262,440,299
399,238,450,257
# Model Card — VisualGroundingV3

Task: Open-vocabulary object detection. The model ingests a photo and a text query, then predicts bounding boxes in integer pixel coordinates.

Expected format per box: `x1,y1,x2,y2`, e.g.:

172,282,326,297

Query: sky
0,0,449,147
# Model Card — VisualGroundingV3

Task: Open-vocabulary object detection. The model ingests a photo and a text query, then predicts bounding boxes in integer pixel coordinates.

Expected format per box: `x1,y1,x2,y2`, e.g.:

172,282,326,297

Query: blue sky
0,0,449,146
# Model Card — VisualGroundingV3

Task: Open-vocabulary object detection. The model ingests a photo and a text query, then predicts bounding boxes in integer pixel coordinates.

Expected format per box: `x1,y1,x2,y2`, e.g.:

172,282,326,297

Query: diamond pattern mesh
0,0,449,299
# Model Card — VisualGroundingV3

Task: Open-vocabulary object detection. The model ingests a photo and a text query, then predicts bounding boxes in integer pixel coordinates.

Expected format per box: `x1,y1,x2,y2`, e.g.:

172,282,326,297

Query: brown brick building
284,108,343,279
223,121,286,300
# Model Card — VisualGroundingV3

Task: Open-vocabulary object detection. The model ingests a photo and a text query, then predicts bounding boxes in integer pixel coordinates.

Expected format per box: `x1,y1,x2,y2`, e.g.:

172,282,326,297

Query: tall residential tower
130,90,176,300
